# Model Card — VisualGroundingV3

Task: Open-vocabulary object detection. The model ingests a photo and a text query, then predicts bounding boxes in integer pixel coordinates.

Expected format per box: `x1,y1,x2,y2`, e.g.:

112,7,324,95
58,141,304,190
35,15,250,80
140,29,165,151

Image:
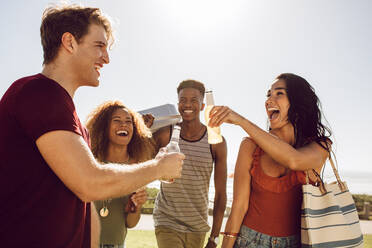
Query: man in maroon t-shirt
0,4,184,248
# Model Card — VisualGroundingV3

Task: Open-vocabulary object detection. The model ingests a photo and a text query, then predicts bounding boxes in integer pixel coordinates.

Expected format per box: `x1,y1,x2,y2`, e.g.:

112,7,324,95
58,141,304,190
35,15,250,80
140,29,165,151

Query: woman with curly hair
208,73,332,248
86,100,156,248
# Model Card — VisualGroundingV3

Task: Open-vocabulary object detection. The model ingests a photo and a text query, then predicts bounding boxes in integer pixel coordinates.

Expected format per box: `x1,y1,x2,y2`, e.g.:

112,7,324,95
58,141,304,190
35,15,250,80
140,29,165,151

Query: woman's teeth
116,130,128,136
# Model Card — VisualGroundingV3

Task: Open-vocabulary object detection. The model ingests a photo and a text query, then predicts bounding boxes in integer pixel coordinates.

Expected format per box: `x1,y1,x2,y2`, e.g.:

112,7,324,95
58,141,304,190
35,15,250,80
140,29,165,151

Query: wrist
209,235,220,245
220,231,239,238
237,115,248,127
152,158,162,180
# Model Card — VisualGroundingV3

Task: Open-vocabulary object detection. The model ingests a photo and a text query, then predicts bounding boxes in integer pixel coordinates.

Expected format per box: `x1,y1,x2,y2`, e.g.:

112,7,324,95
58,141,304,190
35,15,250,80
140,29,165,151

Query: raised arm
36,130,184,202
206,137,227,248
221,138,255,248
207,106,330,171
153,125,172,152
125,188,148,228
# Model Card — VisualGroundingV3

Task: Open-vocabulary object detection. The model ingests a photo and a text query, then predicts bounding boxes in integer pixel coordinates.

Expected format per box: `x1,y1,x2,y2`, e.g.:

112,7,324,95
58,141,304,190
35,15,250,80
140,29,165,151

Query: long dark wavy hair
86,100,156,163
276,73,332,150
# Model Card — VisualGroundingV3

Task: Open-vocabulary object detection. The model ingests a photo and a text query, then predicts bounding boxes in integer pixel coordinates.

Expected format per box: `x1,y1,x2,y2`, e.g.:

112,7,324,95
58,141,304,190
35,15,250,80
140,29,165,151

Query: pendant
100,207,109,217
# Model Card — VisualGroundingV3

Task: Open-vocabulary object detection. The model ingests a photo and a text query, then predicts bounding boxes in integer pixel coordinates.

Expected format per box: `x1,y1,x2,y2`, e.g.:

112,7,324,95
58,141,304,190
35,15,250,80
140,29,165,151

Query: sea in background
147,163,372,208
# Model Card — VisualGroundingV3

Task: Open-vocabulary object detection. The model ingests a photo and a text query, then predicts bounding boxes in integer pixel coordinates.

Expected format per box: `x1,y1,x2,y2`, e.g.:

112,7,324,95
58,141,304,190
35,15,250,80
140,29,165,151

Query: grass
365,234,372,248
126,230,372,248
126,230,223,248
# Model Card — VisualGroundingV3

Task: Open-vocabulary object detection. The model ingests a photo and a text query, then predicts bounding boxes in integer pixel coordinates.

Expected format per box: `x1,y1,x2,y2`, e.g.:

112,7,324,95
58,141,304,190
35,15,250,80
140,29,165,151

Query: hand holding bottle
205,90,223,144
155,125,184,183
207,106,245,127
161,125,181,183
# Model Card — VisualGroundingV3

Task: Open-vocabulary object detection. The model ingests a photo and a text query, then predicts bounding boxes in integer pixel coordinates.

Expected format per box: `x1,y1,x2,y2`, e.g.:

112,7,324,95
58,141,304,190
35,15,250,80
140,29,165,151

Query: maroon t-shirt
0,74,91,247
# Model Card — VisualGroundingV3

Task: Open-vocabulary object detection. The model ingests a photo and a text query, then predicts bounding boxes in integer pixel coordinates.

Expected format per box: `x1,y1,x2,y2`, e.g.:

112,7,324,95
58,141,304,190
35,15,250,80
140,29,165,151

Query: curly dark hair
177,79,205,98
276,73,332,150
86,100,156,163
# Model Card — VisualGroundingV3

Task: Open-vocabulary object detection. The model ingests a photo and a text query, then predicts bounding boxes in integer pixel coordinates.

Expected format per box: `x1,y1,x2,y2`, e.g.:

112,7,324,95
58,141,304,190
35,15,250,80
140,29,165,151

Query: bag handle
328,152,347,191
305,152,347,193
305,169,327,194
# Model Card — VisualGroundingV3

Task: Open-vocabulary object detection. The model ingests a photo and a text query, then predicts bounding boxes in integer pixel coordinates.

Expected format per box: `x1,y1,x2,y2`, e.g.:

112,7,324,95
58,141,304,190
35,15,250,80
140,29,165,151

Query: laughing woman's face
108,108,134,146
265,79,291,130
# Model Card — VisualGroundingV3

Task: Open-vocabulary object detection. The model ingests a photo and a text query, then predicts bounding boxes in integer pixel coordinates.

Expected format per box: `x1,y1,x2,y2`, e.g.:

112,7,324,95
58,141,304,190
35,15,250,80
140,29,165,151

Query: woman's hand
125,188,148,228
208,106,245,127
131,188,148,208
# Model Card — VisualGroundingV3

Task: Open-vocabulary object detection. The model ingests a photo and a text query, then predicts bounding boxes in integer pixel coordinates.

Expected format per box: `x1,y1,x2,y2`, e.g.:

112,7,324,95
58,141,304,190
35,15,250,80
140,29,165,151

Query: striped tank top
153,126,214,232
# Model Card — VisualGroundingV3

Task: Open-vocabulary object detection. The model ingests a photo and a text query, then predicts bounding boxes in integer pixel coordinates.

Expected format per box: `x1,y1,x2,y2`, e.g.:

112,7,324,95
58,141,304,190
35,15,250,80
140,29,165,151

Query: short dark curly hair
177,79,205,98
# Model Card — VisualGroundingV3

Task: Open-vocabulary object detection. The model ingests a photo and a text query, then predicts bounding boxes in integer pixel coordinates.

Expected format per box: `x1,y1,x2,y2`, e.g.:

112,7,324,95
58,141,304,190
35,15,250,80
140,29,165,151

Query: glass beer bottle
204,90,223,144
161,125,181,183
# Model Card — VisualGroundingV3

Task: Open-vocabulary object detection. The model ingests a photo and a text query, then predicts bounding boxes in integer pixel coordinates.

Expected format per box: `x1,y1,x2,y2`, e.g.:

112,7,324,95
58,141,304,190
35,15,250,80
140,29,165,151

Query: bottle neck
205,92,215,105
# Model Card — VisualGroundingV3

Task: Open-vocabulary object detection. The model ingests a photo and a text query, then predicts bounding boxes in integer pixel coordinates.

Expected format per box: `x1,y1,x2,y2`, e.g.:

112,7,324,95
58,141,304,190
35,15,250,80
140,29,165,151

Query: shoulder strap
305,151,346,193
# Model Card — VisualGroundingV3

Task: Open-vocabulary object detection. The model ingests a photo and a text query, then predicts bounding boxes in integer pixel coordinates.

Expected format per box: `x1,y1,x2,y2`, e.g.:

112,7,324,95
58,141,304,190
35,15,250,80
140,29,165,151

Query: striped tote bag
301,155,363,248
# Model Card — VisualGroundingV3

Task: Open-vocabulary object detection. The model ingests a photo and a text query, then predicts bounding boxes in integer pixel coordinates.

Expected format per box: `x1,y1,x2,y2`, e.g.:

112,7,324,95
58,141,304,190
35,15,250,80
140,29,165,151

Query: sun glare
163,0,243,30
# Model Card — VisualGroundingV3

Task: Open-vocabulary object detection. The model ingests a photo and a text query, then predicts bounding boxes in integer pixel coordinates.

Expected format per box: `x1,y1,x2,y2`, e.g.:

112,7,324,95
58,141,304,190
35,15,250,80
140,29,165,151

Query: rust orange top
242,146,307,237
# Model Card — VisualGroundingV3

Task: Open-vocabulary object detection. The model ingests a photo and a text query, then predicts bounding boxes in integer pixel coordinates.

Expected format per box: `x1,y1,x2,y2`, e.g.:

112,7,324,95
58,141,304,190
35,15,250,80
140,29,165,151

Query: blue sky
1,0,371,193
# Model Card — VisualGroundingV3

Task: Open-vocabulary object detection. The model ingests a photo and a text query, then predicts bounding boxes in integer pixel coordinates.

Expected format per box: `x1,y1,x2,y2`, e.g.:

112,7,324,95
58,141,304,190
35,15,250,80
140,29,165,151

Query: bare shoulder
211,135,227,151
307,139,332,155
234,137,256,176
240,137,257,155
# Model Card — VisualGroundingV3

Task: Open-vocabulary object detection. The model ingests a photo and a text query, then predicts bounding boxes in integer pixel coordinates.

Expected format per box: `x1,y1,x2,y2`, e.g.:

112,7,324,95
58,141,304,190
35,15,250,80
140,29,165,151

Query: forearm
85,159,161,201
210,194,227,237
237,118,299,169
91,204,100,248
126,209,141,228
221,202,247,248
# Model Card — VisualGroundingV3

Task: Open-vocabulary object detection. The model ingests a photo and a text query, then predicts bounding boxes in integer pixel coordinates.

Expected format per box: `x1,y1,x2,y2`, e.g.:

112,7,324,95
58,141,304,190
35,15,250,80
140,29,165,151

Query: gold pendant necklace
100,200,110,217
99,157,130,218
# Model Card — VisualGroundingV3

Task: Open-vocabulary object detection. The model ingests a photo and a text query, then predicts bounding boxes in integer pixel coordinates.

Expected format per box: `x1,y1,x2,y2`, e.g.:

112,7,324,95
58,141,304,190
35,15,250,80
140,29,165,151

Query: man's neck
180,119,205,140
41,63,78,98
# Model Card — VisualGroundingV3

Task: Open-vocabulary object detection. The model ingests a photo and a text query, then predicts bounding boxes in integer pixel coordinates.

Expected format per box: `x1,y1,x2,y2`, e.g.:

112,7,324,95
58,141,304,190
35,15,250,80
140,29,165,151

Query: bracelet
220,232,239,238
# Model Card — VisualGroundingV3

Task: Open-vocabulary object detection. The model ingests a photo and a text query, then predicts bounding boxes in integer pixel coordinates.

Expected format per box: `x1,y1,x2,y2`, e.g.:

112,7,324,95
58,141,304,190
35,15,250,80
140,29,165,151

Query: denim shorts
233,225,300,248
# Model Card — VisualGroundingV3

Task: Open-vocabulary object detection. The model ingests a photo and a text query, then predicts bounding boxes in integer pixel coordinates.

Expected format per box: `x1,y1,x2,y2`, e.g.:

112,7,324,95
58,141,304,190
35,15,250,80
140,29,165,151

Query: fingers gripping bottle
161,125,181,183
204,90,223,144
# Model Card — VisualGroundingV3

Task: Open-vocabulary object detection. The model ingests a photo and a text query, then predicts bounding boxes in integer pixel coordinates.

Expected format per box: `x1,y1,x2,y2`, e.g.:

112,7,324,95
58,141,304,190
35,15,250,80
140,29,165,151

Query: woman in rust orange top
208,73,332,248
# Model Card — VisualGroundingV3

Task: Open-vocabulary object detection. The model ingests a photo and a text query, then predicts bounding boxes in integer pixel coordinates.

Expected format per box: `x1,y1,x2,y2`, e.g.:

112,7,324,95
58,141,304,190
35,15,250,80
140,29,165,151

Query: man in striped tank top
153,80,227,248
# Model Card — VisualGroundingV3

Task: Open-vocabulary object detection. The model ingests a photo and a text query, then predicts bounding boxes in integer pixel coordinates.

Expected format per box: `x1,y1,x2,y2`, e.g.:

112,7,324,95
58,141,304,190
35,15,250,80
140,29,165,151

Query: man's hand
205,239,217,248
142,114,155,128
155,147,184,181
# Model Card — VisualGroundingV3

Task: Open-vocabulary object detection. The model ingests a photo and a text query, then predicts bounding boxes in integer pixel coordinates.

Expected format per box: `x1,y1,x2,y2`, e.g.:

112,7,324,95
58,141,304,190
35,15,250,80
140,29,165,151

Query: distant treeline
142,188,372,216
353,194,372,212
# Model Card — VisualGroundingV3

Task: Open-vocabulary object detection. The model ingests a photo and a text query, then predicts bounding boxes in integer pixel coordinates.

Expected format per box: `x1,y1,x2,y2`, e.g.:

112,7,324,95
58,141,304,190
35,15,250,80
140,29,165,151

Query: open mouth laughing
116,130,129,137
267,107,280,121
94,63,103,76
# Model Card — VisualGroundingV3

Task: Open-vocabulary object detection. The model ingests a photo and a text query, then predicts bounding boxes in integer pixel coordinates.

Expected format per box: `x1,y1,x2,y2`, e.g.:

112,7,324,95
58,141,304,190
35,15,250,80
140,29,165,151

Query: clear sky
1,0,371,193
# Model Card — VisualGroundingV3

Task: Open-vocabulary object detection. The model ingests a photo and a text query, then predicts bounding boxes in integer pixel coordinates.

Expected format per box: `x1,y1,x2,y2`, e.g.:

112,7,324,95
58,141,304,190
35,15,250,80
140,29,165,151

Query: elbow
231,200,248,217
126,222,137,229
215,192,227,208
126,219,139,229
287,157,300,171
73,177,102,202
74,187,96,203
